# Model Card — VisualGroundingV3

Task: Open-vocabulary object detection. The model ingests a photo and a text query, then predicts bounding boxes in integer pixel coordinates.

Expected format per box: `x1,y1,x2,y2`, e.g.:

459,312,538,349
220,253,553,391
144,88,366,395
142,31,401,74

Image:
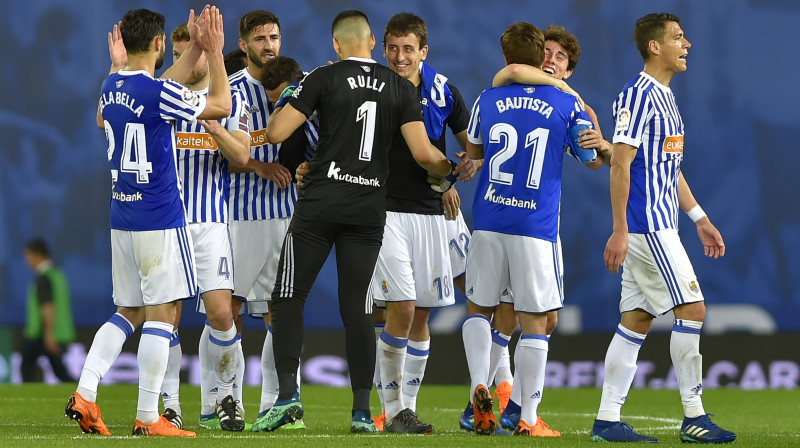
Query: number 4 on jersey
105,121,153,184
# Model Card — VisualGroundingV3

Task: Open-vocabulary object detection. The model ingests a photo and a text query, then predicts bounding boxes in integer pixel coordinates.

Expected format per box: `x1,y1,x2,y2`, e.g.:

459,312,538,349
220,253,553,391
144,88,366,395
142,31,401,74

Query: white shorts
445,212,471,280
111,227,197,307
372,211,455,308
620,229,704,316
190,222,234,314
230,218,290,315
465,230,563,314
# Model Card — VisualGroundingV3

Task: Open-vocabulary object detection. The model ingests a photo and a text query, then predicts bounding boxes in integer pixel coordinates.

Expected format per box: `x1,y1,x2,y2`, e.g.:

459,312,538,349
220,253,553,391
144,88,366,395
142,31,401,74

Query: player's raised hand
442,188,461,220
696,218,726,259
604,231,628,274
187,8,202,46
108,21,127,72
295,161,310,187
199,5,224,55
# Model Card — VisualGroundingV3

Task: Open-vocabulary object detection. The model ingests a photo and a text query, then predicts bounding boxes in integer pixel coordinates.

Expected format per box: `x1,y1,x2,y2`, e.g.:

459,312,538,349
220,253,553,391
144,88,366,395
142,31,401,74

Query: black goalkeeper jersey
385,82,469,215
288,57,422,226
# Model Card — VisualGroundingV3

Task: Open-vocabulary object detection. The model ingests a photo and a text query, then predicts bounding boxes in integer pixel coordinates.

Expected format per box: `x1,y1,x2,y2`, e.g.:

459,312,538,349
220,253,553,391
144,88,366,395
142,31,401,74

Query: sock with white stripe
209,324,238,400
489,330,513,386
671,319,706,418
199,322,215,415
77,313,135,402
516,334,548,425
597,324,646,422
373,323,385,413
377,331,407,419
462,314,492,401
160,330,182,416
402,338,430,412
136,321,173,424
259,325,279,413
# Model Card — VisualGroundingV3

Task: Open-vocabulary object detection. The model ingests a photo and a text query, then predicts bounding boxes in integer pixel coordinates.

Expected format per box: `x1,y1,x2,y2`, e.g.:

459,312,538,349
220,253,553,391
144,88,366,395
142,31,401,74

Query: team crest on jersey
381,281,388,294
689,280,700,294
360,65,372,73
616,108,631,132
182,89,199,107
524,87,535,94
116,80,125,88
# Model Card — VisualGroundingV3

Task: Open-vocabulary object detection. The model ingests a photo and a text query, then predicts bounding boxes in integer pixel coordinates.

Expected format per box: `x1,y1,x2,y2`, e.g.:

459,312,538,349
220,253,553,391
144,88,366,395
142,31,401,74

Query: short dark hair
120,9,166,54
332,10,370,35
224,49,247,75
634,12,681,61
384,12,427,48
500,22,545,67
25,238,50,257
261,56,304,91
239,10,280,40
544,25,581,72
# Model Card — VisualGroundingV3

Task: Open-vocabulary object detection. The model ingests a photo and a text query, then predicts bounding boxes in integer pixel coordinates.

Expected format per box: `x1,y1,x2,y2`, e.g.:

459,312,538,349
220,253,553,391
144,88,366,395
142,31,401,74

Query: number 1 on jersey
356,101,376,161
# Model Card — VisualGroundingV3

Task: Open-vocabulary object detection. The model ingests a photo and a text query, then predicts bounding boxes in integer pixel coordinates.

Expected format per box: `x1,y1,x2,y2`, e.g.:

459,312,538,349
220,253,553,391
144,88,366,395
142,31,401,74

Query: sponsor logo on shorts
689,280,700,294
381,280,388,294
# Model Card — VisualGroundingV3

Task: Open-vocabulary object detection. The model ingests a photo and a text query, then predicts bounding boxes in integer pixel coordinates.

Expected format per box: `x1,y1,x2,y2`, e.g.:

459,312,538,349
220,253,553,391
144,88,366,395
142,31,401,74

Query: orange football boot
513,416,561,437
65,393,112,436
132,415,197,437
472,384,496,435
494,381,512,414
372,410,386,431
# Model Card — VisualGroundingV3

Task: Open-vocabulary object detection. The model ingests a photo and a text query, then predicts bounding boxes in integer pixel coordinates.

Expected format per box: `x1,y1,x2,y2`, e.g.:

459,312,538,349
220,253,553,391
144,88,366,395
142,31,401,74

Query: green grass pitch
1,384,798,447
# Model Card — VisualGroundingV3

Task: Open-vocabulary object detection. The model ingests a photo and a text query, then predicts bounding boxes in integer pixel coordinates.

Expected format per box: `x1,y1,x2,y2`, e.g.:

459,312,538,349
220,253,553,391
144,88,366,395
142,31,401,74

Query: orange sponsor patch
663,135,684,153
176,132,218,150
251,129,269,147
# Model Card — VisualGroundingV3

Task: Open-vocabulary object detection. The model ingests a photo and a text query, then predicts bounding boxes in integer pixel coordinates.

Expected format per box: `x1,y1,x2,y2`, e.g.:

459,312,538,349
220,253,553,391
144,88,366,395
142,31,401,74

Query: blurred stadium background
1,0,798,388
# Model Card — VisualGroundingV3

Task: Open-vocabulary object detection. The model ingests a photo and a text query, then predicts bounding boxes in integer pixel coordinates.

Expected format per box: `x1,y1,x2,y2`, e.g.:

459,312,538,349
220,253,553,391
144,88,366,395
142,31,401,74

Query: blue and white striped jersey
612,72,685,234
99,70,206,231
228,68,297,220
176,88,250,224
467,84,589,241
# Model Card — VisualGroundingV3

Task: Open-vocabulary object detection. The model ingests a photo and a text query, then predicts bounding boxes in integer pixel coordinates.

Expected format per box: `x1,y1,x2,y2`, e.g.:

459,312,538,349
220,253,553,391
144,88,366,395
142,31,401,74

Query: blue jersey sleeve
158,78,207,122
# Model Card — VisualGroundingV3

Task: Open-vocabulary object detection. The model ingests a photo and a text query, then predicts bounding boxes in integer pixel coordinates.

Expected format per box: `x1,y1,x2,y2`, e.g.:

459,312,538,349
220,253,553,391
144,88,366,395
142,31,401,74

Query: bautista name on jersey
467,84,590,242
100,70,207,231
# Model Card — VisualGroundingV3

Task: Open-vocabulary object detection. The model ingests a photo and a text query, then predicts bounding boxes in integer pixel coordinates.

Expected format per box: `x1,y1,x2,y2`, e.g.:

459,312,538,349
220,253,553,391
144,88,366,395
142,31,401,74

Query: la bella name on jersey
99,91,144,117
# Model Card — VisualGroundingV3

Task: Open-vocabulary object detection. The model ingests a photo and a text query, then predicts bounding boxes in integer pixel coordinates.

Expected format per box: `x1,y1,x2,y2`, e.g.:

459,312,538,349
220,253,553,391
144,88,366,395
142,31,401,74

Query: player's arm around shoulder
678,173,725,259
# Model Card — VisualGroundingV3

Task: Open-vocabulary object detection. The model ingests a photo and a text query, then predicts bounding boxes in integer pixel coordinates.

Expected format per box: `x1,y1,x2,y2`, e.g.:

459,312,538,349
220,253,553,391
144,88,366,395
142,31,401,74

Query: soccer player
258,9,460,433
260,55,319,178
590,13,735,444
479,24,613,432
363,12,477,434
462,21,598,437
65,7,230,437
226,10,301,431
166,21,251,431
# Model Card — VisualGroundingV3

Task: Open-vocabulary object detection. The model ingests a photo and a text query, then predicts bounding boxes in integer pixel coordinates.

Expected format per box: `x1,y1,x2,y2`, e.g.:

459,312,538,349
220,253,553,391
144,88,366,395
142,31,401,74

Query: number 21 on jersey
488,123,549,189
105,120,153,184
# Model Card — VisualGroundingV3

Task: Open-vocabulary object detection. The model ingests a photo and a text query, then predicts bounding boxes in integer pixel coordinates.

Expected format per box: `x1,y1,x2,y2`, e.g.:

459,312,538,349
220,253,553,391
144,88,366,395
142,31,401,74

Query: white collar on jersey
117,69,152,77
243,67,263,86
345,57,376,63
639,71,672,92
